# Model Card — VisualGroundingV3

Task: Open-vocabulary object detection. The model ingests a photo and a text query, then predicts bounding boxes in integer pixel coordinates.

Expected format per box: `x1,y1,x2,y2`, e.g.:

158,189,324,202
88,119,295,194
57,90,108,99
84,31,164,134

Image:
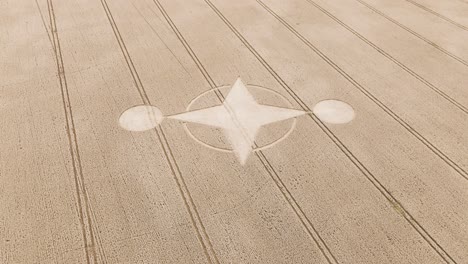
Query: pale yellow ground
1,0,467,263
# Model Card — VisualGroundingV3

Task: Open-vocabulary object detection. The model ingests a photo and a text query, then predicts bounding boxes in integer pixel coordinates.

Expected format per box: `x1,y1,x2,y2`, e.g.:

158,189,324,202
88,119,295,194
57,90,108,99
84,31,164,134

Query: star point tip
234,77,244,85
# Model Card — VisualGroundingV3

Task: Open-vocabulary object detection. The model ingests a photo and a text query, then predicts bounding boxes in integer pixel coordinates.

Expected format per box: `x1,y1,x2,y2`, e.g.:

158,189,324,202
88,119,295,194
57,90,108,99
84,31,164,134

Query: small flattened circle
119,105,164,132
313,100,355,124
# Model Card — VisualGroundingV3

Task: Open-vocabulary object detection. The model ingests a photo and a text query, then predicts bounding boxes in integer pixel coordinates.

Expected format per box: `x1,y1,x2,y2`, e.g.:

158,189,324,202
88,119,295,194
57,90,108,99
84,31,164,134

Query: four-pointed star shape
168,78,306,164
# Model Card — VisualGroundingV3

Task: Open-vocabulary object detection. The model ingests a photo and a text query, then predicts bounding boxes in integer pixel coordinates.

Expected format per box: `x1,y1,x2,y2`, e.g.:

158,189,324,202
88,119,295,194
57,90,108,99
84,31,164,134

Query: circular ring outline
182,84,300,153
